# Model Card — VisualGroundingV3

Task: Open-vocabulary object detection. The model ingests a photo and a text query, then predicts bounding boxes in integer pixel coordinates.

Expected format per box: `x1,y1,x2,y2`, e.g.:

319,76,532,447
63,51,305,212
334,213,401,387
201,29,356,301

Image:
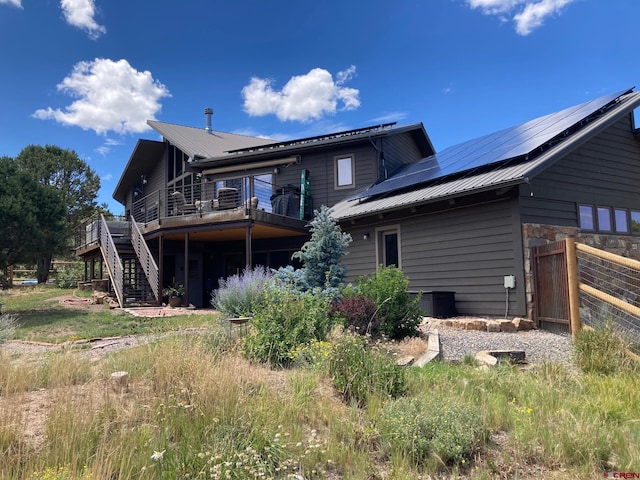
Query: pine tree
293,205,352,289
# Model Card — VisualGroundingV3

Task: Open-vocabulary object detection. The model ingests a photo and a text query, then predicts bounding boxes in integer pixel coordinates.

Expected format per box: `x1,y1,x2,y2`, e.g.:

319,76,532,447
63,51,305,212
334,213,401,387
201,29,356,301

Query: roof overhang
201,156,300,176
113,139,164,205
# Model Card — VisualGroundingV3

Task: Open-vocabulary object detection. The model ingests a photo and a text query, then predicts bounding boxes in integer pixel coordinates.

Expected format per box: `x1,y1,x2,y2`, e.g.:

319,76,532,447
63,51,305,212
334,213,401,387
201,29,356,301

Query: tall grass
3,327,640,478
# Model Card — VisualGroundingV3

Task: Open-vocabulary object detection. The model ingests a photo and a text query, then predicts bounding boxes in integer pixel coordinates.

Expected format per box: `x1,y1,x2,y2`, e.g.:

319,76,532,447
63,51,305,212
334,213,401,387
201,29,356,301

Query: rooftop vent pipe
204,107,213,133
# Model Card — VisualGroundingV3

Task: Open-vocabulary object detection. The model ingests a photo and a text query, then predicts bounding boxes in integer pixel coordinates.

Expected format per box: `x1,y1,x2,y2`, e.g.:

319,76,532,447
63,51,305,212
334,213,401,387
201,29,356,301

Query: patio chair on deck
217,187,239,209
171,191,197,214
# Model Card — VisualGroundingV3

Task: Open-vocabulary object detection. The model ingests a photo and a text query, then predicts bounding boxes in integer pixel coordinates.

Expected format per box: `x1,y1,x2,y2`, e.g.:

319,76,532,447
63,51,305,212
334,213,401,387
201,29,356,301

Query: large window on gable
376,226,401,268
335,154,355,189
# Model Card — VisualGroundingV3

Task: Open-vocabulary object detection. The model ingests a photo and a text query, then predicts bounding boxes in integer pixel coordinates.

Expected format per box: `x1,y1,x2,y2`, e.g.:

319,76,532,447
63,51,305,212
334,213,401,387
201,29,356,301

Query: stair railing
130,216,160,302
99,214,125,308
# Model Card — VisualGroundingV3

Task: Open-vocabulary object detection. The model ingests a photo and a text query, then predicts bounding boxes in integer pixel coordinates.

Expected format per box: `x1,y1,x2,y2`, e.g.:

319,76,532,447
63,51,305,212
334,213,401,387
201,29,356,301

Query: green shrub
574,323,637,375
0,313,17,343
328,332,407,407
211,266,272,317
357,266,423,339
243,286,335,368
54,263,84,289
378,396,486,466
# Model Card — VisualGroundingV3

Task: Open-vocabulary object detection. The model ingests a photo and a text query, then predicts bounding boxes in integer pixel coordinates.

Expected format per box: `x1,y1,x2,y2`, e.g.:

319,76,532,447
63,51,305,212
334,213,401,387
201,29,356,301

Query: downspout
368,137,387,181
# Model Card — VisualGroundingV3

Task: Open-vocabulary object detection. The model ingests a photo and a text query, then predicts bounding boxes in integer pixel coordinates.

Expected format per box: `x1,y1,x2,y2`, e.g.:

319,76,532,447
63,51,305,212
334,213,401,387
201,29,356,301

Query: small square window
335,155,354,188
597,207,612,232
614,208,629,233
579,205,594,230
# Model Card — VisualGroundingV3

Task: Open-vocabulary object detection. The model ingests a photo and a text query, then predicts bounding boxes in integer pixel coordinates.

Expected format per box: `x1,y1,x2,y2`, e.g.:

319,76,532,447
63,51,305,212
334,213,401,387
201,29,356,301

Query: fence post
565,237,581,340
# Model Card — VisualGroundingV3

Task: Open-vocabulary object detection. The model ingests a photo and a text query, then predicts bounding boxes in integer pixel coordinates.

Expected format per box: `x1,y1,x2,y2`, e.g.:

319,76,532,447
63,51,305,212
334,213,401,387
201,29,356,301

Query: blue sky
1,0,638,214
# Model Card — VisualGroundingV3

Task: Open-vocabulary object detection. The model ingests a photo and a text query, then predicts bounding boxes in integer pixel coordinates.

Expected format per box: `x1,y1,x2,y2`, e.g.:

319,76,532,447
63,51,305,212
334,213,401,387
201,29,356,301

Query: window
579,204,640,235
631,211,640,234
377,226,401,268
335,155,354,188
597,207,612,232
615,208,629,233
579,205,595,230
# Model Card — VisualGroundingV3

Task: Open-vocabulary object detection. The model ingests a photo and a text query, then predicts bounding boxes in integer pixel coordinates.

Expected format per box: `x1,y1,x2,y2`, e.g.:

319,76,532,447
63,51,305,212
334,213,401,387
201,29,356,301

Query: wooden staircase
98,215,159,307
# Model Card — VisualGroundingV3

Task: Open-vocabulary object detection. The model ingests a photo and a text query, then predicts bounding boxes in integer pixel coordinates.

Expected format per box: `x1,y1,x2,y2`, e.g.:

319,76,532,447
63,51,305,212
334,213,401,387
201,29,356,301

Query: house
332,87,640,319
75,110,434,307
75,87,640,319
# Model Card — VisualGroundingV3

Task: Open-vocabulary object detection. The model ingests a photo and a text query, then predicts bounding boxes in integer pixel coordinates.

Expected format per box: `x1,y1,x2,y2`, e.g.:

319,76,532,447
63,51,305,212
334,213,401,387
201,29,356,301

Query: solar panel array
353,88,631,201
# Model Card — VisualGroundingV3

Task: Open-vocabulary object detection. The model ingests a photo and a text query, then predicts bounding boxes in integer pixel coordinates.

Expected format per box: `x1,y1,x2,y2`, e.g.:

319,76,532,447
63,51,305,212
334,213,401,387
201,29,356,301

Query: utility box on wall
419,291,457,318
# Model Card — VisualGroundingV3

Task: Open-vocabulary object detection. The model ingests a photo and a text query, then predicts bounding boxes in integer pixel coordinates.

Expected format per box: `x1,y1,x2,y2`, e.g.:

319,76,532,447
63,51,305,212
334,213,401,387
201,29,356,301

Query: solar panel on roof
352,88,632,201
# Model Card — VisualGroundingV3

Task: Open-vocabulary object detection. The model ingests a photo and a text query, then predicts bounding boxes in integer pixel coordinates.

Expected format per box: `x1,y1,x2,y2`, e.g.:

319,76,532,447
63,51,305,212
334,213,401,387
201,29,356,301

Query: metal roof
147,120,276,160
196,122,435,166
352,88,633,201
333,89,640,221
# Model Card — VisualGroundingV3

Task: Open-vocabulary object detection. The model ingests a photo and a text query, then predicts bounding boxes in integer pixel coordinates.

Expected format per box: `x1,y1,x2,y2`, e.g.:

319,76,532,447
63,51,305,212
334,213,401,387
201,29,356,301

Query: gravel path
425,322,574,365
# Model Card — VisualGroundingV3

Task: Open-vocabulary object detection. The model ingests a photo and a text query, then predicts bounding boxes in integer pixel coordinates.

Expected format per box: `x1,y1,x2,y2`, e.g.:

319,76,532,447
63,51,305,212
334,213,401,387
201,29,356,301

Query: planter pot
168,296,182,308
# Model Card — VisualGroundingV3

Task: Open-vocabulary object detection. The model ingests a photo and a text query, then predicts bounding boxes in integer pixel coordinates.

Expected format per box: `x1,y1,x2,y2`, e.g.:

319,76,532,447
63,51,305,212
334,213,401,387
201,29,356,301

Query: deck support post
245,223,252,268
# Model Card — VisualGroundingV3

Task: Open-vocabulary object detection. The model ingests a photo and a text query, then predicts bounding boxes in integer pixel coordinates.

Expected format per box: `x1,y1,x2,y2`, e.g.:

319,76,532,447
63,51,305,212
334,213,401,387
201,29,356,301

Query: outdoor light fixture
363,233,370,240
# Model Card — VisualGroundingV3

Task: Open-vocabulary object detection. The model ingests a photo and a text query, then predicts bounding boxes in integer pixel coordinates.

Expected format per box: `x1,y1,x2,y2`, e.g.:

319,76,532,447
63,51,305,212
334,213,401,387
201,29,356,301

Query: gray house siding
270,144,378,210
343,196,526,316
520,116,640,224
374,131,426,179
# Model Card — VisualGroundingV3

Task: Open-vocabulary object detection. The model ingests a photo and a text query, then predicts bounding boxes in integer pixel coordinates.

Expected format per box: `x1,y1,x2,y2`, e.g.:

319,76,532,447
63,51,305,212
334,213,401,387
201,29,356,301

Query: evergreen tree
15,145,100,283
292,205,352,289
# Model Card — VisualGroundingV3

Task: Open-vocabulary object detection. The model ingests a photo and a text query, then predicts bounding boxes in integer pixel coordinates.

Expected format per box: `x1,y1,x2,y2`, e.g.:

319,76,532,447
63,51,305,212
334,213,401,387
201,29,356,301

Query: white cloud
95,146,110,156
369,112,408,124
466,0,575,35
33,58,171,135
95,139,121,156
0,0,22,8
242,66,361,122
60,0,106,39
0,0,22,7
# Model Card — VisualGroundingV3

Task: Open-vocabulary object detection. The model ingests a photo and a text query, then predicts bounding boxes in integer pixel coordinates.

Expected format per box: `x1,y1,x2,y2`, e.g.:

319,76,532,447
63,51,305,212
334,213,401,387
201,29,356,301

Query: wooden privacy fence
533,237,640,343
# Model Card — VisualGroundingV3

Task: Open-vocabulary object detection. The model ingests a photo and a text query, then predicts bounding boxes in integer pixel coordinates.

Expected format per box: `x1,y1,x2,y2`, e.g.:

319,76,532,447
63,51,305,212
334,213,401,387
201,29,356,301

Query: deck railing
130,216,159,301
99,215,125,308
75,215,128,250
131,176,305,224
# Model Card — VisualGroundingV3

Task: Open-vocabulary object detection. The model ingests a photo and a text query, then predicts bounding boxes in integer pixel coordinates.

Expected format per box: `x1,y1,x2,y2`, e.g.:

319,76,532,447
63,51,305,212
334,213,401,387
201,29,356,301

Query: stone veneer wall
521,223,640,319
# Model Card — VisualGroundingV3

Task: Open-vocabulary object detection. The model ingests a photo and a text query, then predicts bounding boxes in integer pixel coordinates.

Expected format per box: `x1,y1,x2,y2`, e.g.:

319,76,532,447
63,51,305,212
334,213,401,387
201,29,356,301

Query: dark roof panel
352,88,633,201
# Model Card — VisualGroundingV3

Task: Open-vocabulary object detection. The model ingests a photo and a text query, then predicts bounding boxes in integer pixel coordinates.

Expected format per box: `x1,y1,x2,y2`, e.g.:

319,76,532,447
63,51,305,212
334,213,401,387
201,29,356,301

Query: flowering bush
211,266,272,317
